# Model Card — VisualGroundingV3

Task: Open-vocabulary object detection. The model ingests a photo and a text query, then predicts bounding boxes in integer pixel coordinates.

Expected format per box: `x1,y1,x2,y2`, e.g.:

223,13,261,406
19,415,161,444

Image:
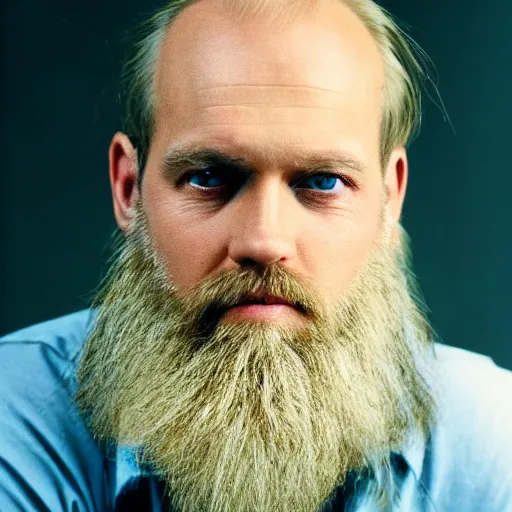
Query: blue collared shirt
0,310,511,511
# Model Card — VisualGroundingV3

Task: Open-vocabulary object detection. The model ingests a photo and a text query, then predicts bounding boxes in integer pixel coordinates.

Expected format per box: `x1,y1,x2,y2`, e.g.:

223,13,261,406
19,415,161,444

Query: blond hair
122,0,426,178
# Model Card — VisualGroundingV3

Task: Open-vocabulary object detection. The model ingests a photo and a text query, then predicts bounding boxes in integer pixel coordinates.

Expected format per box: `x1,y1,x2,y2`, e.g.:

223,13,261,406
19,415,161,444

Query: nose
227,178,297,268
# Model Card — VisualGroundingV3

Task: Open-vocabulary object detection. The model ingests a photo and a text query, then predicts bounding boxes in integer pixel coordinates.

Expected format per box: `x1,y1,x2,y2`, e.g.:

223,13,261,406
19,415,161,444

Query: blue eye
188,170,226,188
185,170,347,195
298,175,342,192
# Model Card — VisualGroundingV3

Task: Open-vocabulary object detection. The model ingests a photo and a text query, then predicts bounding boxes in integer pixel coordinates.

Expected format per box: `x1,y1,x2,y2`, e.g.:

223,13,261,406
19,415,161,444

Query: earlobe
109,132,140,232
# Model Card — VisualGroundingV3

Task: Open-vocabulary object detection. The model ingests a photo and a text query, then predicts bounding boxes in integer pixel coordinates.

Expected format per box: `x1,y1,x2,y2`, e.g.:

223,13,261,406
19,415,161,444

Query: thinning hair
121,0,427,180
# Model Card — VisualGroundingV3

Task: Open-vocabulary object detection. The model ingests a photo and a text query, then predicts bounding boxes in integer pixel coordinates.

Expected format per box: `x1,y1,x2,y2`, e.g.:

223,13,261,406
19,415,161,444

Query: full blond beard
76,203,437,512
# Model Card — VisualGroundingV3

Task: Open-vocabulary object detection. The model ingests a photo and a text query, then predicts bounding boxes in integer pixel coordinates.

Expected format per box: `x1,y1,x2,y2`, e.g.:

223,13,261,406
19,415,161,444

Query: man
1,0,511,510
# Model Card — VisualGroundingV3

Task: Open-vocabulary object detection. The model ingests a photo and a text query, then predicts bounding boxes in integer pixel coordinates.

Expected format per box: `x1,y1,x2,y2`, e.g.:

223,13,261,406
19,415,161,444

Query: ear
109,132,140,232
383,147,408,243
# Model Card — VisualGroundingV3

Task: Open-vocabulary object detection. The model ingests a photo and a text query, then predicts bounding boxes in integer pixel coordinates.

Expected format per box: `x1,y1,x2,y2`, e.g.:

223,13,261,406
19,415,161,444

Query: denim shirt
1,310,511,511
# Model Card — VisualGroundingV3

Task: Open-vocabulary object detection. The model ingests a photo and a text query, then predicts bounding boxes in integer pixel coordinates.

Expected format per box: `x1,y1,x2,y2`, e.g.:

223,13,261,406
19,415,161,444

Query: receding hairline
217,0,328,25
163,0,379,43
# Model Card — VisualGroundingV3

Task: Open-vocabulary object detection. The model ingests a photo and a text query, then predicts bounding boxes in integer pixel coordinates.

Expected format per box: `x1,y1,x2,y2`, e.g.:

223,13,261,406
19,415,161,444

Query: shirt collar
106,442,153,497
113,444,145,496
399,426,428,482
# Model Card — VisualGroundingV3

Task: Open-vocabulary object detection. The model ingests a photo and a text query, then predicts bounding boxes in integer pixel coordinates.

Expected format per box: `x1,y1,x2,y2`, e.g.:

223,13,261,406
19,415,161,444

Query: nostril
239,258,263,269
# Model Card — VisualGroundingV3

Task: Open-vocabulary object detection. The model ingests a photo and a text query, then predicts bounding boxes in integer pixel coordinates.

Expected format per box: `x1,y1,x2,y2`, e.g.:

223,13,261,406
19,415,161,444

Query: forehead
152,0,385,166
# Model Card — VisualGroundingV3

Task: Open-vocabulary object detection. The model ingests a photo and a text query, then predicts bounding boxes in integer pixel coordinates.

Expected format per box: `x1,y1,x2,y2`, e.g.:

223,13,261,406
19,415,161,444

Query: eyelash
179,169,357,197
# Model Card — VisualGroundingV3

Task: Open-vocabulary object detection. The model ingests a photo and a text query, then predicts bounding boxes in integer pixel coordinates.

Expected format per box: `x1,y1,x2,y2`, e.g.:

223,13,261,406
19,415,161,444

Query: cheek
142,182,224,291
300,203,382,301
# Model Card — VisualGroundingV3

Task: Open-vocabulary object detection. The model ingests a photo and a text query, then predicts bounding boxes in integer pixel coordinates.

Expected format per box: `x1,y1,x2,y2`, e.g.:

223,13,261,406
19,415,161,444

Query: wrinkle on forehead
197,84,348,105
190,89,359,131
190,85,353,127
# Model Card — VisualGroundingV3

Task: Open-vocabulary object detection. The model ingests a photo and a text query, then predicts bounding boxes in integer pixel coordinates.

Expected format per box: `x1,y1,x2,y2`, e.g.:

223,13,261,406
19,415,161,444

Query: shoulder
433,343,512,431
0,310,112,511
420,343,512,511
0,308,97,404
0,309,95,356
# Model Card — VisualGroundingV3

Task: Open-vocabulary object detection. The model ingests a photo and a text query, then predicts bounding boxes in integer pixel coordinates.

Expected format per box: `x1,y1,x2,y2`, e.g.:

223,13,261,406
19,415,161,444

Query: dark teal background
2,1,511,370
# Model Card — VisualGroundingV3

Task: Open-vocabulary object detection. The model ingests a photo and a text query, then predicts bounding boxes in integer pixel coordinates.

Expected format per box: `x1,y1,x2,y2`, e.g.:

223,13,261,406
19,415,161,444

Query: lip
221,292,299,322
222,303,298,321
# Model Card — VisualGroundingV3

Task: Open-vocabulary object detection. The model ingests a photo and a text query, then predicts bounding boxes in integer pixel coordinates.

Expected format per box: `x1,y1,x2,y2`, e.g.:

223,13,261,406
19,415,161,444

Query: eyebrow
162,148,254,181
161,147,366,181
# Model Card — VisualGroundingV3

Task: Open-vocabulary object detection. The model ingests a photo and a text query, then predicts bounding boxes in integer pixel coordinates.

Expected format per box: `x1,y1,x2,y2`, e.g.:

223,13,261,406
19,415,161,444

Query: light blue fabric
1,310,511,511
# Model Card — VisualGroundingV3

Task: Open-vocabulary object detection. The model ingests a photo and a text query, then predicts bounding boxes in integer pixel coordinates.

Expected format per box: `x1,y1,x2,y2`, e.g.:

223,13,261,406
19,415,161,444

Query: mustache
178,264,328,338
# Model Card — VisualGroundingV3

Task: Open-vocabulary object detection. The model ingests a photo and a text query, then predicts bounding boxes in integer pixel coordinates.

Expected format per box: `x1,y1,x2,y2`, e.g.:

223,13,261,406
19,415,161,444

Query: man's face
80,2,433,511
141,0,388,315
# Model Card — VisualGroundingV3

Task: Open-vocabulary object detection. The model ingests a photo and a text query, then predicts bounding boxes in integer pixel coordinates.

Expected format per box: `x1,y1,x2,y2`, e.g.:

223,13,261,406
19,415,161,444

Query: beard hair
75,202,438,512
